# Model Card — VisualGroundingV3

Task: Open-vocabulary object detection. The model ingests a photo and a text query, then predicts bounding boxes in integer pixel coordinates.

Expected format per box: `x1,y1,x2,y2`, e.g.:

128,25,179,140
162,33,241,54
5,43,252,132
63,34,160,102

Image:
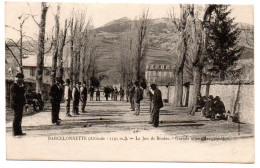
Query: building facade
145,60,174,87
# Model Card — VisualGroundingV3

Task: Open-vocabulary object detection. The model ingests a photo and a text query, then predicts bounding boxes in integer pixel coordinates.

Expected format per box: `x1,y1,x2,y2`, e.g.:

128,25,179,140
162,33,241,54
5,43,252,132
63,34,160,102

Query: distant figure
126,86,130,102
211,96,226,120
133,81,143,115
104,85,110,101
96,88,101,101
72,82,81,115
202,95,214,118
111,87,115,101
150,84,163,127
89,86,95,101
148,86,154,124
49,77,63,125
129,83,135,111
64,79,72,117
190,95,206,116
114,87,118,101
119,87,124,101
10,73,26,136
80,81,88,113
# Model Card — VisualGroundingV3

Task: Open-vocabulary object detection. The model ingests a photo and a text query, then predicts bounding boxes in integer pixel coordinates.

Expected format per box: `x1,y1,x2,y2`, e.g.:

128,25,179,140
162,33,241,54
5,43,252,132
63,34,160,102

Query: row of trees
117,9,149,89
115,5,244,108
171,4,244,107
6,2,100,94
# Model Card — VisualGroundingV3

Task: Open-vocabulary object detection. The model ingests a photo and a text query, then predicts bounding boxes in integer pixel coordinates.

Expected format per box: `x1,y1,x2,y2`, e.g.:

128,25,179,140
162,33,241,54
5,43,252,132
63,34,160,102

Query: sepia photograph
4,0,254,163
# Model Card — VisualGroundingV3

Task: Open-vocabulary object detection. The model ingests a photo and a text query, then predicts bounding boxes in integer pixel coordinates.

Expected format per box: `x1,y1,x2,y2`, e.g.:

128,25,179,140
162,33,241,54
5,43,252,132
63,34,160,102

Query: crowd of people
11,72,226,136
189,94,226,121
103,86,125,101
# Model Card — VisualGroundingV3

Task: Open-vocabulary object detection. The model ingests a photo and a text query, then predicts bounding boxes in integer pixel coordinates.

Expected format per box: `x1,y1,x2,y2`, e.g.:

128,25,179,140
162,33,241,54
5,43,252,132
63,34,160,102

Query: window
30,68,35,76
153,65,156,69
164,65,166,69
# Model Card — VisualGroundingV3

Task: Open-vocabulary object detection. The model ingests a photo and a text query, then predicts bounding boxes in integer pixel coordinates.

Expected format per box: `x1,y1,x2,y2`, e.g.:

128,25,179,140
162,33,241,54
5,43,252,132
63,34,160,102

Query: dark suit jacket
49,84,63,103
10,83,25,109
81,87,88,101
153,88,163,109
73,87,80,101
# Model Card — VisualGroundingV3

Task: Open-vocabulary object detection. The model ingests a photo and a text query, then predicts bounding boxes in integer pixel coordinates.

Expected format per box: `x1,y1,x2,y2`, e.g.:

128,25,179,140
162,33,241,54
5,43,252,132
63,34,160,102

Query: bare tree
187,4,218,107
134,9,149,82
56,19,70,80
5,15,31,73
168,5,192,107
34,2,49,93
51,4,61,85
68,10,91,87
117,26,135,88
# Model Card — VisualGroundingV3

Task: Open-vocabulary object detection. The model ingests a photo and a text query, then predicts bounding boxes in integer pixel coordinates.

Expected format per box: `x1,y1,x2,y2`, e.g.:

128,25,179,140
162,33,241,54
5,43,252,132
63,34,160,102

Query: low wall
157,84,254,124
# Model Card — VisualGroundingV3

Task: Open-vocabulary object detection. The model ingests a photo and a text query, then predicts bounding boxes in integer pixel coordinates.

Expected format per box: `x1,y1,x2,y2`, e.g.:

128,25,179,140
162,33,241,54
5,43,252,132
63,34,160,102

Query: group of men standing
103,86,125,101
10,73,164,136
49,78,89,125
128,82,164,127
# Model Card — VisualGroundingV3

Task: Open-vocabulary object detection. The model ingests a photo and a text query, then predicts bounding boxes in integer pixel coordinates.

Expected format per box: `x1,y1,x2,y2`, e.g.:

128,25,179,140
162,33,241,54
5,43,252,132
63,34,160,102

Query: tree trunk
184,83,190,106
82,53,86,82
19,23,23,74
173,70,183,107
190,66,202,107
70,40,74,89
51,5,60,85
73,52,78,85
36,2,48,93
233,81,241,114
57,19,67,80
205,82,210,97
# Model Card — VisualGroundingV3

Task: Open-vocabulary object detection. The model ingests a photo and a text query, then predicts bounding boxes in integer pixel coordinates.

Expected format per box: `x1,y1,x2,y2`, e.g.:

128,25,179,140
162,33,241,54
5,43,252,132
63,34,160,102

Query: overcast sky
5,2,254,40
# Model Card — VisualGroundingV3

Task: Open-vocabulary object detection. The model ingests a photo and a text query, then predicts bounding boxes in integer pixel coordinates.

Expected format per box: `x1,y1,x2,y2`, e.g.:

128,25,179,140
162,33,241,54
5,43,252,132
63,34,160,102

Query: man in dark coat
64,79,72,117
150,84,163,127
11,73,26,136
80,81,88,113
49,77,63,125
133,81,143,115
104,85,109,101
72,82,81,115
96,88,101,101
119,87,124,101
202,95,214,118
211,96,226,120
190,95,206,116
148,87,154,124
89,86,94,101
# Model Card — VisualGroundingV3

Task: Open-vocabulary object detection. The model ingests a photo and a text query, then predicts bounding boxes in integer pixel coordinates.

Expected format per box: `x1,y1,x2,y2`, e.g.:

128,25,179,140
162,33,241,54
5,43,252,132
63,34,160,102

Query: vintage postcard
5,1,254,163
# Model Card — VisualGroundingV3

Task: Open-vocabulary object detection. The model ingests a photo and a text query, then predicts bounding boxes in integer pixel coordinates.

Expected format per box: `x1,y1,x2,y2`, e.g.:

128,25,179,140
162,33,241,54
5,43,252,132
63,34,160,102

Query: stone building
145,59,174,87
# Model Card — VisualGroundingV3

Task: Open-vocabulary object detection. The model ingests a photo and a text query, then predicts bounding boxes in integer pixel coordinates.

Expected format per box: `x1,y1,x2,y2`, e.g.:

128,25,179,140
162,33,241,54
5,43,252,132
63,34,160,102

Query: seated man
190,95,206,116
201,95,214,118
211,96,226,120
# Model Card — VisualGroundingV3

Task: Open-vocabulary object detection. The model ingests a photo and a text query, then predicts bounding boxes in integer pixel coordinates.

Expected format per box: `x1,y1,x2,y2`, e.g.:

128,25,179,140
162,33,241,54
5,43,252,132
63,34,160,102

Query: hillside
6,17,254,86
93,17,254,85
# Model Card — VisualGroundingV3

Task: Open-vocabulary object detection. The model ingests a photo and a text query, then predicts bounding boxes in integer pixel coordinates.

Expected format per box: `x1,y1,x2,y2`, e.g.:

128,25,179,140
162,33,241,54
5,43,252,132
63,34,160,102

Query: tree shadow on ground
159,123,205,127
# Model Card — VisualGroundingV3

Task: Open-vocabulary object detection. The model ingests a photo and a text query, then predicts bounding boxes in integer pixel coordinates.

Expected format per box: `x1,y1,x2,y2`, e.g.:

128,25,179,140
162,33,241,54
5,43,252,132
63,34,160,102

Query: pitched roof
149,59,173,65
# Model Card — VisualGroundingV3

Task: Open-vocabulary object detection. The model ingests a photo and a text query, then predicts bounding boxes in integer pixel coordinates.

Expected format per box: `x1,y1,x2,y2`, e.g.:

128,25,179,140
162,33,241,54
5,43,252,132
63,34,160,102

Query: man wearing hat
49,77,63,125
10,73,26,136
133,81,143,115
150,84,163,127
80,81,88,113
211,96,226,120
64,79,72,117
72,82,81,115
